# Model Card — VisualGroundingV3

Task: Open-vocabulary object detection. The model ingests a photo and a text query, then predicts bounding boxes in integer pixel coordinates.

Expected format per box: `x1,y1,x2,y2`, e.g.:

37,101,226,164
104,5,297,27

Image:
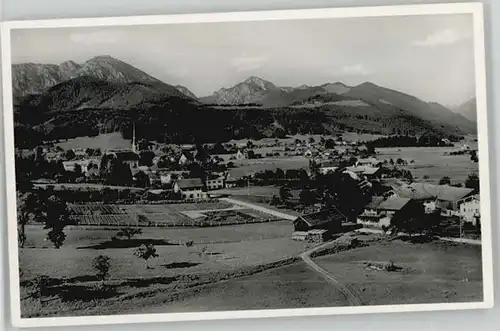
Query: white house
174,178,207,200
235,150,245,160
62,159,100,174
356,157,382,168
206,176,225,190
459,194,480,226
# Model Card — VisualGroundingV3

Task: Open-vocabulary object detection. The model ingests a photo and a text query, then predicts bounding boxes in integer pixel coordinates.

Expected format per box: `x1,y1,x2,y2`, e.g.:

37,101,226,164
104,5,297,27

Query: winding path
221,196,363,305
300,242,363,306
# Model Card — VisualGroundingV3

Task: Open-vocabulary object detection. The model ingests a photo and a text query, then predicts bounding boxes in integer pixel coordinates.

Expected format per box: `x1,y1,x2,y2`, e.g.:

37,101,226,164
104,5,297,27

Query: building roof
110,151,139,161
365,196,385,209
320,160,342,168
295,209,346,227
357,157,380,164
377,197,411,211
176,178,204,189
390,182,474,202
345,166,380,175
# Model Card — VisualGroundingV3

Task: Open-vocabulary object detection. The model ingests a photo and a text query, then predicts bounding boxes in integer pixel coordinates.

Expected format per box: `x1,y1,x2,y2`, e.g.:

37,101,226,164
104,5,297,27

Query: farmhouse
159,171,188,185
459,194,480,226
293,209,345,232
235,150,245,160
356,157,382,168
107,150,139,169
357,196,412,228
206,175,225,190
389,182,475,213
174,178,207,200
292,209,348,242
345,166,382,180
62,159,100,174
319,160,341,174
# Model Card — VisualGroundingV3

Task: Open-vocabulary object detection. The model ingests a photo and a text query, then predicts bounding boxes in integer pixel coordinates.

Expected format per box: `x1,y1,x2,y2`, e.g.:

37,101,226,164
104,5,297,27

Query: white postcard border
0,2,493,328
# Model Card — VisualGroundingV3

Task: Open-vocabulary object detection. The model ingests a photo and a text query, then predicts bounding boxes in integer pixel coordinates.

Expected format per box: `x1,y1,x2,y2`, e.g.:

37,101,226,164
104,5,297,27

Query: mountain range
11,55,477,147
200,76,476,135
452,97,477,122
12,55,196,101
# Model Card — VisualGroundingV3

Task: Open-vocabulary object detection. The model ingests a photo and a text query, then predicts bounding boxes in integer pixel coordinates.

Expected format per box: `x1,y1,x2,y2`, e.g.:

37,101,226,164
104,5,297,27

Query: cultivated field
68,201,280,227
376,147,479,183
314,239,483,305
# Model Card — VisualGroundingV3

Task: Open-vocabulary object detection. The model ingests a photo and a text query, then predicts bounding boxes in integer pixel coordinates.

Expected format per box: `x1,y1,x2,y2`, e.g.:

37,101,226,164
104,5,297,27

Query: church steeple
132,122,136,153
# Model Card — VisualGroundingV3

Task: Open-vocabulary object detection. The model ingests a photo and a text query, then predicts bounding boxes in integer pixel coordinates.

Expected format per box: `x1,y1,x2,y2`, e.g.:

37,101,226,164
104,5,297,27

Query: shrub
116,227,142,240
92,255,111,283
134,244,159,269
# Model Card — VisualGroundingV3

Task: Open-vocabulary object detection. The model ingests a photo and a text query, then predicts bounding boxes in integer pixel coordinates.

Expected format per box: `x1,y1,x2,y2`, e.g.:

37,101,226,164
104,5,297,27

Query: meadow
376,146,479,183
314,239,483,305
20,221,308,317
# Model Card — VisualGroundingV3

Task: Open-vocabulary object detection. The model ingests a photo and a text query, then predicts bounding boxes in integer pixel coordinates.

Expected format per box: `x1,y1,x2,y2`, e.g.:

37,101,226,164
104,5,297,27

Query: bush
92,255,111,283
116,227,142,240
134,244,159,269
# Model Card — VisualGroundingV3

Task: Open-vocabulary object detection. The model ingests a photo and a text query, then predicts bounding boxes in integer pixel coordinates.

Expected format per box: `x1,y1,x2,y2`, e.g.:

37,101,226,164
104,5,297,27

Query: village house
235,150,245,160
357,196,412,228
206,175,225,190
107,150,139,169
387,181,475,215
174,178,206,200
159,171,188,185
319,160,341,174
62,159,100,174
292,209,347,243
356,157,382,168
458,194,480,226
345,166,382,180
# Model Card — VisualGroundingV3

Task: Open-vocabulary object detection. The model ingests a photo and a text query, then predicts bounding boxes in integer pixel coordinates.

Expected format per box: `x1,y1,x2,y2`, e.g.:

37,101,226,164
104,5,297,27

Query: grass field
135,262,350,314
376,147,479,183
211,185,280,197
33,183,145,192
314,239,483,305
20,221,308,317
55,133,132,150
227,156,309,178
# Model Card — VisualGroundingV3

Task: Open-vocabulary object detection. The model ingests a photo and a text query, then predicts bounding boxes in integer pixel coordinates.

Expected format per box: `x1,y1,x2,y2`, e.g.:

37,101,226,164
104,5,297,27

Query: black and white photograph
1,2,493,328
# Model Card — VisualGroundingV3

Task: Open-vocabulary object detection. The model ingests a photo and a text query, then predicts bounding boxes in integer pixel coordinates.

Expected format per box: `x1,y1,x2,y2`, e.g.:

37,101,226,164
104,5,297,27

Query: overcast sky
11,13,476,106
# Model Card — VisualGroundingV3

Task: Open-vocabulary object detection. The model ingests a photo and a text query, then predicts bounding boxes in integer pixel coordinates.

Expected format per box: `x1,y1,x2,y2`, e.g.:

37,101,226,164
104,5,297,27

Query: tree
92,255,111,285
308,137,315,144
139,151,155,167
246,140,255,149
247,150,256,159
44,195,69,248
470,150,479,163
465,173,480,192
16,191,44,248
299,189,316,206
275,168,285,179
270,195,281,206
116,227,142,240
65,149,76,160
134,244,159,269
439,176,451,185
324,139,335,149
279,186,291,202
